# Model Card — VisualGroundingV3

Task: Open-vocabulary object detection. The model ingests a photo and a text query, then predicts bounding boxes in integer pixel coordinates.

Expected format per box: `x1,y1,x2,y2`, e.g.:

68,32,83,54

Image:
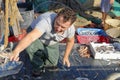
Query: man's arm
10,28,42,61
63,36,74,67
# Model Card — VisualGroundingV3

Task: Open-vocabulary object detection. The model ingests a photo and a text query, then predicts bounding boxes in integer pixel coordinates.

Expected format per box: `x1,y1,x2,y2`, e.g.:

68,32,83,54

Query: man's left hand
63,57,70,67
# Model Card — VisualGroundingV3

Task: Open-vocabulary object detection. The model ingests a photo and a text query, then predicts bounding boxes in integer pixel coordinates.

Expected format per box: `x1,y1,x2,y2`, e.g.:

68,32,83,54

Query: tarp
0,61,23,78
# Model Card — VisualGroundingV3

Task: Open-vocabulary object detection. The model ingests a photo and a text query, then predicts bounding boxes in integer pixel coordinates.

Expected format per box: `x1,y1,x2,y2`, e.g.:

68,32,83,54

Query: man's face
54,16,72,33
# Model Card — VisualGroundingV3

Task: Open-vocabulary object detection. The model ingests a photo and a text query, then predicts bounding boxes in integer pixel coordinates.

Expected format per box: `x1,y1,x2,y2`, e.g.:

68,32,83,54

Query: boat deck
1,43,120,80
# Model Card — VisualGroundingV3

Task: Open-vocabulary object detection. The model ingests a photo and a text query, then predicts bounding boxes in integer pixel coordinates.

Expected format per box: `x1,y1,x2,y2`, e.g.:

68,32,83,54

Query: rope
4,0,9,48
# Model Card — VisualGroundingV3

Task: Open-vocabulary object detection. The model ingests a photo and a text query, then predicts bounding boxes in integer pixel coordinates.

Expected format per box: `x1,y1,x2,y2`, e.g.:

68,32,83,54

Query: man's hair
57,7,77,24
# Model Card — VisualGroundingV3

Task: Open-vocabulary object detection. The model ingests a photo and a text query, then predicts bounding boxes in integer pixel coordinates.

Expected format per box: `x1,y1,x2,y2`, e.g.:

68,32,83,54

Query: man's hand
63,57,70,67
10,52,19,61
63,37,74,67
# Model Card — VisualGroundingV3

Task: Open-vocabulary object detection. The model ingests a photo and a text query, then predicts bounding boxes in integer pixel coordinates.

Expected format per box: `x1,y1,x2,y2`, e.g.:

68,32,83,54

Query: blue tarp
0,61,23,78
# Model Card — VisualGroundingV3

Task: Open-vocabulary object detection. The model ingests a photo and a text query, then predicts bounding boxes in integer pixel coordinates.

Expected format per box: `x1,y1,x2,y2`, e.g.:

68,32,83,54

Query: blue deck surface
1,43,120,80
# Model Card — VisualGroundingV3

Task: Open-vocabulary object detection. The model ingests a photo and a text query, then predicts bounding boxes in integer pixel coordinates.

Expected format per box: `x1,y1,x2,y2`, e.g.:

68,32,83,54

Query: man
100,0,114,27
10,7,77,75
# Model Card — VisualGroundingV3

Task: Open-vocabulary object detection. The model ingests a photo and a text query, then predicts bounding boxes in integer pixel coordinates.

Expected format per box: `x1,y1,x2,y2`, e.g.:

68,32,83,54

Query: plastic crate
76,28,109,44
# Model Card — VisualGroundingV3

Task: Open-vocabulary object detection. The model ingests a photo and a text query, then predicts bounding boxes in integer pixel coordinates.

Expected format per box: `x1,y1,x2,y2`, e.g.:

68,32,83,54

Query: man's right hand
10,51,20,61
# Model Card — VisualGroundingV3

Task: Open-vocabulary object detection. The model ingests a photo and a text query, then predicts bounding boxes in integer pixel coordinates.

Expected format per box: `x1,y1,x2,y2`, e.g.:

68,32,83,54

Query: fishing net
34,1,69,13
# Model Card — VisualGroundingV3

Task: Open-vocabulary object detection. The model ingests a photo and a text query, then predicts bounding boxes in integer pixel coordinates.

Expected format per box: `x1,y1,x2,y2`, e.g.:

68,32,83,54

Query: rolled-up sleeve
67,25,75,38
31,17,49,35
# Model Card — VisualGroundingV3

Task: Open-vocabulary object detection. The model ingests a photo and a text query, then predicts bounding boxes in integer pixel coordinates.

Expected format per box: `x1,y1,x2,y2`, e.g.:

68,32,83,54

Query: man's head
54,7,76,33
